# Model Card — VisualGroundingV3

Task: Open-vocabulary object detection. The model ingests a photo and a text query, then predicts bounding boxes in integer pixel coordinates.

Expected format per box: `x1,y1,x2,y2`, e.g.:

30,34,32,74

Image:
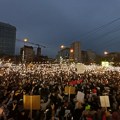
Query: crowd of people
0,62,120,120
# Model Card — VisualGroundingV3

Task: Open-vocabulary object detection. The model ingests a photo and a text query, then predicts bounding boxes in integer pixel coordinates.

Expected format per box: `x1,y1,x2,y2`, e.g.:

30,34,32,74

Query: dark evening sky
0,0,120,57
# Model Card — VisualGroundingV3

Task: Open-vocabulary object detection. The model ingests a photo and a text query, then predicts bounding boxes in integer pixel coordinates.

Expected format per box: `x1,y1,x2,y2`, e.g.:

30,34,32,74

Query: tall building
70,41,81,62
20,45,35,62
105,52,120,63
59,47,70,59
0,22,16,55
81,50,88,63
81,50,96,64
87,50,96,63
37,47,41,57
56,47,70,62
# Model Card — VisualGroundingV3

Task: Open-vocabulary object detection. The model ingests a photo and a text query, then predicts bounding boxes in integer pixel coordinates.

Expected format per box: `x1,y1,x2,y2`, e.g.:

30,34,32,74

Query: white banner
100,96,110,107
77,91,85,103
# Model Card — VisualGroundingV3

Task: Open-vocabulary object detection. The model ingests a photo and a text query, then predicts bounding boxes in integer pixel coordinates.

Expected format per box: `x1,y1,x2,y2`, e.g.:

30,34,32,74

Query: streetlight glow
70,49,74,53
60,45,65,49
104,51,108,55
24,38,28,42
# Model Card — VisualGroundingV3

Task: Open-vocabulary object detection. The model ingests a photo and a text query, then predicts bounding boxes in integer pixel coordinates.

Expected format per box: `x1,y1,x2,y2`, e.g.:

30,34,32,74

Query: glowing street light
104,51,108,55
24,38,28,42
104,51,109,62
60,45,65,49
22,38,28,63
70,49,74,53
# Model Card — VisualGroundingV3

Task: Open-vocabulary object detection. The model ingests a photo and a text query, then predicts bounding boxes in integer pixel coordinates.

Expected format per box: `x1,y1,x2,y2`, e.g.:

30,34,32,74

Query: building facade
87,50,96,63
105,52,120,65
0,22,16,55
37,47,41,57
20,45,35,62
56,47,70,62
59,47,70,59
81,50,96,64
70,41,81,62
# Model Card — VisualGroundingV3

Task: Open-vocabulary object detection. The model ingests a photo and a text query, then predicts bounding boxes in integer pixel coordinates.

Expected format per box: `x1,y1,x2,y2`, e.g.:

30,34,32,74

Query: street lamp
60,45,65,49
22,38,28,63
59,45,65,64
104,51,109,61
69,48,74,62
104,51,108,55
24,38,28,42
70,49,74,53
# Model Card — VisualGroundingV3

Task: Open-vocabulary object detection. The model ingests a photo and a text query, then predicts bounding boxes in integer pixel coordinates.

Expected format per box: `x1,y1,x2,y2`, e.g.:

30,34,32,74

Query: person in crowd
112,104,120,120
0,61,120,120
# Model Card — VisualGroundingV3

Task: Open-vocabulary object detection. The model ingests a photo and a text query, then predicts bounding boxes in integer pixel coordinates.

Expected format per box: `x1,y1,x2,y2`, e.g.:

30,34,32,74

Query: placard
100,96,110,107
65,86,75,94
23,95,40,110
76,91,85,103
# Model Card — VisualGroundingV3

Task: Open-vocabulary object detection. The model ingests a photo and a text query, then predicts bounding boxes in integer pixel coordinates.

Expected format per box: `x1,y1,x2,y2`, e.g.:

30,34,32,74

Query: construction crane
16,38,46,62
17,38,46,55
17,38,46,48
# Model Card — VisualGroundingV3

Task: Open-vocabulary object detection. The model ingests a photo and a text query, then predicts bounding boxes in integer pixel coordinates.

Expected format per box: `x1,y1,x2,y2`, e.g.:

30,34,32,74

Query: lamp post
104,51,108,55
22,38,28,63
104,51,108,61
70,48,74,62
59,45,66,64
60,45,65,49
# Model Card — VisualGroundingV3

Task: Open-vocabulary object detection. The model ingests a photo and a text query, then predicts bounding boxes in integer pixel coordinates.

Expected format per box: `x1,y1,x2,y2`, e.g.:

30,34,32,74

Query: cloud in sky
0,0,120,57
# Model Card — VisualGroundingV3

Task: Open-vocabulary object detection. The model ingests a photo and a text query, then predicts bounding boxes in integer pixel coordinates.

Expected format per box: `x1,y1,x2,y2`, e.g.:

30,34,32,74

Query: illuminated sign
101,61,109,67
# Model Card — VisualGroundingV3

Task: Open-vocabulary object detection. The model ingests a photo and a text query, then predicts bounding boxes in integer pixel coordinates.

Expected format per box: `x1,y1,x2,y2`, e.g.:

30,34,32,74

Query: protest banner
23,95,40,110
100,96,110,107
77,91,85,103
65,86,75,94
65,86,75,102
